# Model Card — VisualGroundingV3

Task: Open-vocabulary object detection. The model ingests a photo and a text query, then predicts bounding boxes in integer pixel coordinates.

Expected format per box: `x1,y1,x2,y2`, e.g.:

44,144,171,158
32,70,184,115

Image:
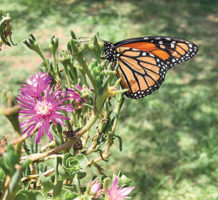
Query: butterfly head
103,41,117,62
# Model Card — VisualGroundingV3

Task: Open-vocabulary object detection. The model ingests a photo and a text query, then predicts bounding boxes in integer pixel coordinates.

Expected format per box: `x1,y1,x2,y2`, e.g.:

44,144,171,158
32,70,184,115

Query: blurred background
1,0,218,199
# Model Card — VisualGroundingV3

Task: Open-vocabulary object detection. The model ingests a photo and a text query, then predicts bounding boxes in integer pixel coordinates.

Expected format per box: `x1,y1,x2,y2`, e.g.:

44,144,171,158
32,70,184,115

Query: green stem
63,65,71,88
74,174,81,195
52,53,57,70
16,141,23,158
58,131,64,144
54,158,59,185
52,53,62,83
28,113,99,162
77,55,96,91
77,113,99,137
37,50,50,72
95,91,108,114
111,95,124,134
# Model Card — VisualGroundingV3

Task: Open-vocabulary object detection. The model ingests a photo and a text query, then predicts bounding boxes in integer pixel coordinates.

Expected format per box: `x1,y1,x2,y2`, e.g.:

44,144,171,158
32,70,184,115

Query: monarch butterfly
103,36,198,99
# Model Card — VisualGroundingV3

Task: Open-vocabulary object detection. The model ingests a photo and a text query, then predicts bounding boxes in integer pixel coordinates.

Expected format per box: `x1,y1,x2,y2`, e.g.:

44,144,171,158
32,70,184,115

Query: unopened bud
59,50,71,67
23,34,40,53
49,35,59,55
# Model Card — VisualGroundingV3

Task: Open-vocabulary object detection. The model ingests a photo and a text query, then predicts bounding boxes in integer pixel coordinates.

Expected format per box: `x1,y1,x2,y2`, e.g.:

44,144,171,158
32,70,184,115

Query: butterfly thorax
103,41,118,62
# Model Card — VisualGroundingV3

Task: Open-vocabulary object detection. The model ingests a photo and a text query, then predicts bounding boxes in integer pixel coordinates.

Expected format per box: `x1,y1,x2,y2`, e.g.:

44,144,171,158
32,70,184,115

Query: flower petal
119,187,135,196
45,119,53,141
112,177,119,189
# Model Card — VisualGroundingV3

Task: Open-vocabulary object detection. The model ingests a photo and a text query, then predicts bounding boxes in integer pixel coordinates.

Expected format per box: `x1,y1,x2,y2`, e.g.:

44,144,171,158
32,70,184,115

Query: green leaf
65,193,78,200
113,135,123,151
53,180,63,197
0,157,9,174
76,154,88,169
58,167,68,179
9,168,22,192
52,128,62,145
56,188,77,200
81,195,93,200
39,173,54,193
15,189,29,200
54,157,62,182
62,153,81,176
28,191,45,200
38,163,47,173
0,167,5,181
4,144,19,176
21,160,31,169
15,190,45,200
77,171,86,179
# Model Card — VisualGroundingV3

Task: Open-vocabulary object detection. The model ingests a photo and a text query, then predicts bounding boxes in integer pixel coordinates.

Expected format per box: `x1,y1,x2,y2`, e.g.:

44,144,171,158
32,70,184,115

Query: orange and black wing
103,36,198,99
116,46,167,99
112,36,198,99
115,36,198,70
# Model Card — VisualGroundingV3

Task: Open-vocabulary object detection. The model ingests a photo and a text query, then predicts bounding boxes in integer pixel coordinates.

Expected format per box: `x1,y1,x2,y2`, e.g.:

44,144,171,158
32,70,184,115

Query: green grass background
1,0,218,199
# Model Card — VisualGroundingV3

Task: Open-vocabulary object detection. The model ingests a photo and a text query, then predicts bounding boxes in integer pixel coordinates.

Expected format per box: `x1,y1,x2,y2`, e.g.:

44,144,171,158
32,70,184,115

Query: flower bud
59,50,71,67
91,179,101,193
89,59,98,70
120,174,132,186
95,76,102,86
103,177,111,191
88,178,103,199
68,39,80,56
49,35,59,55
23,34,41,53
70,30,77,40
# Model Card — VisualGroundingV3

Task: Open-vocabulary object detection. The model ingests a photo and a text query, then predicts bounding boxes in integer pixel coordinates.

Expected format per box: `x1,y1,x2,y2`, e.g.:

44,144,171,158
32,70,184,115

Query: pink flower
90,178,103,199
67,85,86,106
20,73,52,98
17,74,76,143
106,177,134,200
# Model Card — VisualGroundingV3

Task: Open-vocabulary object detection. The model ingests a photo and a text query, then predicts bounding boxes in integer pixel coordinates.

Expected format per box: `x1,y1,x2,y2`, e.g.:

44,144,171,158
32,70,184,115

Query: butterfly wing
115,36,198,70
103,36,198,99
116,47,167,99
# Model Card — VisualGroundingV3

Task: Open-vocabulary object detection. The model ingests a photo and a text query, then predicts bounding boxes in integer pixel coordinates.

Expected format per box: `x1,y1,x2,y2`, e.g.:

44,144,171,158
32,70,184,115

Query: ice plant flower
17,83,74,143
20,73,52,98
67,85,86,106
106,177,134,200
89,178,103,198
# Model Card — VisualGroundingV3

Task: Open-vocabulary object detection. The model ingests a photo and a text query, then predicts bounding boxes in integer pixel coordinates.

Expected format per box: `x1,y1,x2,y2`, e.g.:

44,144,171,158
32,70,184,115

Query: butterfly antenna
78,37,90,43
78,37,89,39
